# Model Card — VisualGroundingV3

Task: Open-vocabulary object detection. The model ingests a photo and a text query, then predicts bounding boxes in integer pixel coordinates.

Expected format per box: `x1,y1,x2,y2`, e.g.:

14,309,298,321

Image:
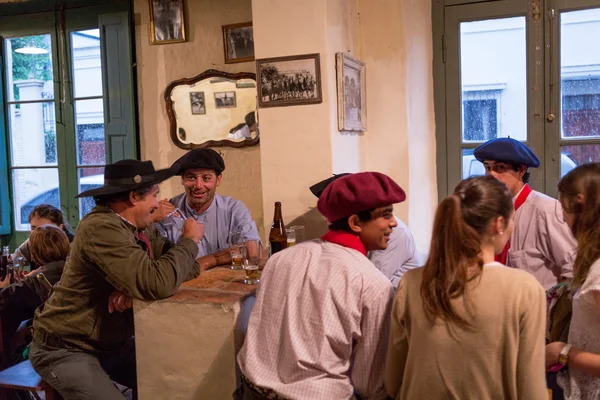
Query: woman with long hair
385,175,547,399
546,162,600,399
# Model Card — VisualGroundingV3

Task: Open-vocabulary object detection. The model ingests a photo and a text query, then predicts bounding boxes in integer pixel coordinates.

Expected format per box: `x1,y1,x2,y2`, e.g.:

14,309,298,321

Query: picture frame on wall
256,53,322,108
149,0,186,45
336,53,366,131
222,22,254,64
214,91,237,108
189,92,205,115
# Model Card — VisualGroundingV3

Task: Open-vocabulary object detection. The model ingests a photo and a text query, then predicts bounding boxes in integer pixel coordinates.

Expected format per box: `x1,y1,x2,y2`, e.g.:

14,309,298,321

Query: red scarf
495,184,532,264
138,231,154,260
321,230,367,256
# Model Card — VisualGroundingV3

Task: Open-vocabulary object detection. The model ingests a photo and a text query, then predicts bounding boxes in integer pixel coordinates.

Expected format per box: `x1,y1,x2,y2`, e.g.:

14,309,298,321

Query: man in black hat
474,137,576,290
309,174,424,288
28,159,204,399
154,148,260,257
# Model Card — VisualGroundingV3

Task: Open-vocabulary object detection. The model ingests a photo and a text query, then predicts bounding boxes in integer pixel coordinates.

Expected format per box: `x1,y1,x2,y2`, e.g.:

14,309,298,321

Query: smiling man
236,172,402,400
154,148,260,257
474,137,577,289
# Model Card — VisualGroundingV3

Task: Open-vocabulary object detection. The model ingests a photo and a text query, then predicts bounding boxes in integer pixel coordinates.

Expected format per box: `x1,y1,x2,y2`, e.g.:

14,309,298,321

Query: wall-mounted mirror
165,70,259,149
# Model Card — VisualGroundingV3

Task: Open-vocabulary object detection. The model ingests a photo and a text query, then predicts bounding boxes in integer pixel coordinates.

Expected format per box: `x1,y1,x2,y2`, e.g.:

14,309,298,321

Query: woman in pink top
546,163,600,399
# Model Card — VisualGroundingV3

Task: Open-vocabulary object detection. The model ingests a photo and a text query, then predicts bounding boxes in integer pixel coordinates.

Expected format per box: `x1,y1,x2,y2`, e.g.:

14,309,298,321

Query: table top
158,267,257,305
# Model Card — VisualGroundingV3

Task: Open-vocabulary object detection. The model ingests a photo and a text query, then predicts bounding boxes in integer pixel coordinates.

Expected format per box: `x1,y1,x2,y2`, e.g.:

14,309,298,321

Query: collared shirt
155,193,260,257
238,238,394,400
368,217,425,288
508,189,577,290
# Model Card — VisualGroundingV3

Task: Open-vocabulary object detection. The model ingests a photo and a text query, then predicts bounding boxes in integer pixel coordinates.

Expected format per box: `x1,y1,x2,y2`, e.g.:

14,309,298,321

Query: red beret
317,172,406,222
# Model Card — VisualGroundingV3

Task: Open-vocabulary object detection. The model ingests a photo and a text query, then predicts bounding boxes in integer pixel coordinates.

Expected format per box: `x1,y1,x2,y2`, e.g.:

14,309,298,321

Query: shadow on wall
193,330,237,399
287,207,329,241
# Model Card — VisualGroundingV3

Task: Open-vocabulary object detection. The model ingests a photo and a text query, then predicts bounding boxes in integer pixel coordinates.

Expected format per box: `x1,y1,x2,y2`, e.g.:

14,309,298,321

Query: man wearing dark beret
309,173,424,288
237,172,402,400
153,148,260,257
474,137,576,289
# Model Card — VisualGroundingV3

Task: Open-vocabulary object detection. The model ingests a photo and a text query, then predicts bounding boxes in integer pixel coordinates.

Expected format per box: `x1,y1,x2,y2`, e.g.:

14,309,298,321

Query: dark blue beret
171,148,225,175
474,138,540,168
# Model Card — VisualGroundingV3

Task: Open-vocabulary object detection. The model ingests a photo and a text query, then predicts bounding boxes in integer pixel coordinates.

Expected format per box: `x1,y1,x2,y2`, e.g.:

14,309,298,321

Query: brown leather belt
241,374,287,400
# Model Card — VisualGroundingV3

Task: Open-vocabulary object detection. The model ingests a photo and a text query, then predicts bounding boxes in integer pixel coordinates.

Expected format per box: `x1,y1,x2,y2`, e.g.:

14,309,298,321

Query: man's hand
182,219,204,244
196,249,232,272
0,274,10,289
151,198,176,223
108,289,133,313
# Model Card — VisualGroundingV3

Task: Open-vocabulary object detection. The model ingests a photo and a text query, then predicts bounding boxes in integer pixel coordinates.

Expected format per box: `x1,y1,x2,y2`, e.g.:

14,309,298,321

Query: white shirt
237,240,394,400
228,125,251,140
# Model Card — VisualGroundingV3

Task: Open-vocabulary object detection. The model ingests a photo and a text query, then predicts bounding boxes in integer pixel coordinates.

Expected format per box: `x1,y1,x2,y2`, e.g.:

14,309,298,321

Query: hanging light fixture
14,46,49,55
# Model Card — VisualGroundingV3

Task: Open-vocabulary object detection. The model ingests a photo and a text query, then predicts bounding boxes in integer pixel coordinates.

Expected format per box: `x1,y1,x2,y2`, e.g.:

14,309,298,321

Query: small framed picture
149,0,186,45
214,91,237,108
222,22,254,63
189,92,205,115
256,53,322,108
336,53,366,131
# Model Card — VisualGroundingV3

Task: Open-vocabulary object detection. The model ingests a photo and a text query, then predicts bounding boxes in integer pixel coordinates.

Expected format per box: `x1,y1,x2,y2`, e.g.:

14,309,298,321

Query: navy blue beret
474,138,540,168
171,148,225,175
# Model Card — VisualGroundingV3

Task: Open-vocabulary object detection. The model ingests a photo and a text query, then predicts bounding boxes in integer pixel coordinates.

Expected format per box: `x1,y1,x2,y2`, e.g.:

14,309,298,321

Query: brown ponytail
421,176,513,327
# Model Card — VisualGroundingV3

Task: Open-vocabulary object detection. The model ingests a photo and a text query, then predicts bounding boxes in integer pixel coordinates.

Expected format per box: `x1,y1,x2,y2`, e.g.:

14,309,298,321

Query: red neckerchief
137,231,154,260
321,230,367,256
495,184,533,264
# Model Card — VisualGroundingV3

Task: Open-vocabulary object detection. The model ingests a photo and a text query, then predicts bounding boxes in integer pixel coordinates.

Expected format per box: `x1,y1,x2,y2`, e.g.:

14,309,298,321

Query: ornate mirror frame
165,69,260,149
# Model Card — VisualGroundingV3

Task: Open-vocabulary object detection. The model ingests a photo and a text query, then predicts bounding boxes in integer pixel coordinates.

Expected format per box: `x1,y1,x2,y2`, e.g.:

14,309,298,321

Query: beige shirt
508,189,577,290
238,240,394,400
385,263,547,400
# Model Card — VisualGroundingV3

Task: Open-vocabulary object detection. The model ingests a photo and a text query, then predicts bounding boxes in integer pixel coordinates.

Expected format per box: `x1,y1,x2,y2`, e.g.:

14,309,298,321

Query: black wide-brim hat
76,159,175,198
309,173,350,198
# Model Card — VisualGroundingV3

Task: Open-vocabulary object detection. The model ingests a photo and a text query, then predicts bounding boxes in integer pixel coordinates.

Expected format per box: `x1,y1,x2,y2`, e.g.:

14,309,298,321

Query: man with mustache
154,148,260,256
236,172,402,400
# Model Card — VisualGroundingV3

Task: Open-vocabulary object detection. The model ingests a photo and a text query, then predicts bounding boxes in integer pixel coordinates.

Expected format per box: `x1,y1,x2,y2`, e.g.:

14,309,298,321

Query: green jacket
33,205,199,353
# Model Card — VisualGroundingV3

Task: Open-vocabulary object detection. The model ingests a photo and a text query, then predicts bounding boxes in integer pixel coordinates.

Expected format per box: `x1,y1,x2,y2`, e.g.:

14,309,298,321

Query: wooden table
133,267,257,400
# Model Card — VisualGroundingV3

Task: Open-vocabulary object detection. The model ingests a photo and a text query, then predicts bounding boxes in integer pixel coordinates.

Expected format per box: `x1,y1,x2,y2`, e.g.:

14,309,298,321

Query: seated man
154,148,260,256
310,174,424,287
237,172,402,400
29,159,205,400
474,137,577,290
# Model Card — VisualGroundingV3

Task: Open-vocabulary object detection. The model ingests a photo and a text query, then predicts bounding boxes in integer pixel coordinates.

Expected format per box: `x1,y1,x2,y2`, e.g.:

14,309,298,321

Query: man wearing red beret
236,172,403,400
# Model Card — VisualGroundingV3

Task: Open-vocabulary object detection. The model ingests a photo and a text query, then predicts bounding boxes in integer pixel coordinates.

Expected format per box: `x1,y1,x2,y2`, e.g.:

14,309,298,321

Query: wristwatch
558,344,572,365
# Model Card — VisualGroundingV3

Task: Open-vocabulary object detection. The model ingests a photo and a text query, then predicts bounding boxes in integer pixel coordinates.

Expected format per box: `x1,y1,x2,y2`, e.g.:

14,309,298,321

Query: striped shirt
237,239,394,400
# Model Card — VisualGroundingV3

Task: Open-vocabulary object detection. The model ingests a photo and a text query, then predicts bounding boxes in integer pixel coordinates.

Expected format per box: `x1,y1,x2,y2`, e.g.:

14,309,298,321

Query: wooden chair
0,359,61,399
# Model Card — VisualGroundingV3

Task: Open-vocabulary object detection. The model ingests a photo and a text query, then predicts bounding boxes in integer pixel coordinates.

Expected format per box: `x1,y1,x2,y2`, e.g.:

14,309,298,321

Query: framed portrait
256,53,322,108
214,91,237,108
189,92,205,115
149,0,186,45
336,53,366,131
222,22,254,64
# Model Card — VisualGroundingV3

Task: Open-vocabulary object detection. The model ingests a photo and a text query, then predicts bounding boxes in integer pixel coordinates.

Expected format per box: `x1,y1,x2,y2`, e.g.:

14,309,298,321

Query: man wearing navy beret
237,172,401,400
309,173,424,288
474,137,576,290
153,148,260,257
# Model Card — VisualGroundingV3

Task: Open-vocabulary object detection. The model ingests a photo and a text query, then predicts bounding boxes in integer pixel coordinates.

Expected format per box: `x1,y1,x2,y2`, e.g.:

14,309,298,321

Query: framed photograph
336,53,366,131
214,91,237,108
189,92,205,115
149,0,186,45
222,22,254,64
256,53,322,108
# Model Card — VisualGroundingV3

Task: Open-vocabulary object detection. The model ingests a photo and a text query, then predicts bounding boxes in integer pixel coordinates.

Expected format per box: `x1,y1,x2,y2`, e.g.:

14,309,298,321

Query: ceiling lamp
14,46,49,55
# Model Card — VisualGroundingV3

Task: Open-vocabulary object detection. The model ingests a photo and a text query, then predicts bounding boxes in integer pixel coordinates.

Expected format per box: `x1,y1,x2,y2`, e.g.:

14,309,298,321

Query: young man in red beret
236,172,403,400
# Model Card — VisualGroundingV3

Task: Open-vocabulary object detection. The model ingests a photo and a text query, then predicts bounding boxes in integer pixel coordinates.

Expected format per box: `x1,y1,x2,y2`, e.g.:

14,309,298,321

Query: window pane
13,168,59,231
77,167,104,219
4,34,54,102
462,148,485,179
561,144,600,177
71,29,103,98
75,99,105,165
8,103,57,167
561,9,600,139
460,17,527,142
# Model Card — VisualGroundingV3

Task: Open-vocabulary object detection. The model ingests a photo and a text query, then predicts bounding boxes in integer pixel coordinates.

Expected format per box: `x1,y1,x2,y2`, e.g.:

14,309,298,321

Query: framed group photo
256,53,322,108
149,0,186,45
222,22,254,63
336,53,366,131
214,91,237,108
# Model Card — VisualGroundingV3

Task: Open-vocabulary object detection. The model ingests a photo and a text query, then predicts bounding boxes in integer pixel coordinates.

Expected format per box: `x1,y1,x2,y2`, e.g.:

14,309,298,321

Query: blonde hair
29,224,70,266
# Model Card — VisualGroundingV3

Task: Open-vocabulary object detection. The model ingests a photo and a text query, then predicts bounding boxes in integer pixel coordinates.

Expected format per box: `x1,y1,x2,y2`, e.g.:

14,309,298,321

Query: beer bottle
0,246,9,281
269,202,287,255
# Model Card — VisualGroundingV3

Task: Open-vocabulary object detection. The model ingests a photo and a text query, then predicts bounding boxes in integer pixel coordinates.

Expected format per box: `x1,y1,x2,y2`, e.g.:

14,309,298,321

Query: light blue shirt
155,193,260,257
368,217,425,288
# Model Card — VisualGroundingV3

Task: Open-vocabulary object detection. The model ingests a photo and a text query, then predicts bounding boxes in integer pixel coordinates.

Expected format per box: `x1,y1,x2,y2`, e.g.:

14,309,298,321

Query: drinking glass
230,245,244,270
164,208,187,237
243,239,262,284
285,228,297,247
289,225,305,243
